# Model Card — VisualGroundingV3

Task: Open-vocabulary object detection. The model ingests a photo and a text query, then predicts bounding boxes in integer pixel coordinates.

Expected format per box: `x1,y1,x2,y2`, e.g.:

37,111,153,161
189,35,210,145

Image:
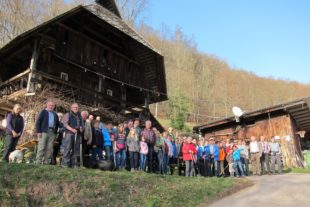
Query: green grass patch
0,162,249,207
284,167,310,174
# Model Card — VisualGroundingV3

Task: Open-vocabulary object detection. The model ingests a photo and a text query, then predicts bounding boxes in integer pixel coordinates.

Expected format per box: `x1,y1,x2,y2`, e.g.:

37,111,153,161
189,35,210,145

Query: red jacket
182,142,197,161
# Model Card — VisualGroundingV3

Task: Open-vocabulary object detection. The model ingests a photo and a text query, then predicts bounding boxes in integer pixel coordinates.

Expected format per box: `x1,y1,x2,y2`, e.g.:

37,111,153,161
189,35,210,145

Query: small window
60,72,68,81
107,89,113,96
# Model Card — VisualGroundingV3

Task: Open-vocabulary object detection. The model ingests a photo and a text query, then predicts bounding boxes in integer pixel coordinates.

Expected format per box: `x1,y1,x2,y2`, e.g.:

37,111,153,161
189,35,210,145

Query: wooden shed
0,0,167,132
193,97,310,167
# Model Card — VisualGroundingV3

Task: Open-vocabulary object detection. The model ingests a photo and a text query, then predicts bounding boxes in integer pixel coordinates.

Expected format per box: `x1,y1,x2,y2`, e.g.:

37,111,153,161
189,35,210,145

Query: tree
168,91,192,130
115,0,148,25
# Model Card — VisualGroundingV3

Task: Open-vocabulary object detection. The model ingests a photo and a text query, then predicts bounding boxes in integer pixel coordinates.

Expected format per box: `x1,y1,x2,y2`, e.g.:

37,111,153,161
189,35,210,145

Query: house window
60,72,68,81
107,89,113,96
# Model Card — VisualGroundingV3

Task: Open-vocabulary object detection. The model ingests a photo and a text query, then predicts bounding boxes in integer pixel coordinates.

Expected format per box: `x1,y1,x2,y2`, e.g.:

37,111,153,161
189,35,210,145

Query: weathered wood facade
193,98,310,167
0,1,167,128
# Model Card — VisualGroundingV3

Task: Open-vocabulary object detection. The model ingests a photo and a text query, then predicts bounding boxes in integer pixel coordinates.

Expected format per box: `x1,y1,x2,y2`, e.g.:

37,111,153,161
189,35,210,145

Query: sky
143,0,310,84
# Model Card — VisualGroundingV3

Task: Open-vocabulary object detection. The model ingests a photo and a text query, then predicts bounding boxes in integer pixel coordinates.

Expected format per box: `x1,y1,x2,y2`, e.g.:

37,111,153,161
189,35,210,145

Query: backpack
116,134,126,150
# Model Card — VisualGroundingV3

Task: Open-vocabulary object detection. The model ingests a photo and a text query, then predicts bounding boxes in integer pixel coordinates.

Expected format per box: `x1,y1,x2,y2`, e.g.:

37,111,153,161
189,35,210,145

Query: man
62,103,84,167
260,136,271,174
35,101,59,165
249,136,262,176
141,120,156,173
51,113,65,165
81,111,92,159
133,118,142,139
96,116,104,130
238,140,250,176
206,137,219,176
269,137,282,175
102,122,114,161
125,120,133,137
2,104,24,162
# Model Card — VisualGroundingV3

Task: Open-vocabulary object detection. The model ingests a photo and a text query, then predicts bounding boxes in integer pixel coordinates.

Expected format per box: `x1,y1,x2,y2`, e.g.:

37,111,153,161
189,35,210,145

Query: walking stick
80,133,83,167
190,152,196,177
74,132,78,167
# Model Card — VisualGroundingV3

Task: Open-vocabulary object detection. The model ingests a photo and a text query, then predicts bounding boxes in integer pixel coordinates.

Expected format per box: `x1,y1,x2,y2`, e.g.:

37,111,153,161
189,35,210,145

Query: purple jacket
6,113,24,135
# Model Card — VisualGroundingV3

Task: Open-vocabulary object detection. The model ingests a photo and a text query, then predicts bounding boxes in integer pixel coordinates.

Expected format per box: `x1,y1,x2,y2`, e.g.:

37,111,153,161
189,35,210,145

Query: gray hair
81,111,89,117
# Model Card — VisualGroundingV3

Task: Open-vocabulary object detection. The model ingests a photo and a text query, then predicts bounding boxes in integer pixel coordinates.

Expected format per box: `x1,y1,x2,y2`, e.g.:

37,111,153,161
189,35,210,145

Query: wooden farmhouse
0,0,167,133
193,98,310,167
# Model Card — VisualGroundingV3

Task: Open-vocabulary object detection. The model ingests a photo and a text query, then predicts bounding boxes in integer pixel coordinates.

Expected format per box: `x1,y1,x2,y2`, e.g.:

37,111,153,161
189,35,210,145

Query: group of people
182,135,283,177
1,102,283,178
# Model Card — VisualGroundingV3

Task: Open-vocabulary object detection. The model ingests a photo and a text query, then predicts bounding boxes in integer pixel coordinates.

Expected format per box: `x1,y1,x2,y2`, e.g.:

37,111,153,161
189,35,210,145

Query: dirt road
209,173,310,207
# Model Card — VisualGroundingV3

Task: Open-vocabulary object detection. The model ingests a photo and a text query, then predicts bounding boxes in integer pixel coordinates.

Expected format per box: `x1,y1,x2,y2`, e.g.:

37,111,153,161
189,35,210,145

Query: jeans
209,158,218,176
62,132,81,167
129,151,139,169
233,160,244,177
241,157,249,176
147,144,155,173
36,129,56,164
2,134,20,162
105,146,112,161
116,149,126,169
185,160,195,177
91,148,103,161
140,153,147,171
163,154,169,174
157,149,164,173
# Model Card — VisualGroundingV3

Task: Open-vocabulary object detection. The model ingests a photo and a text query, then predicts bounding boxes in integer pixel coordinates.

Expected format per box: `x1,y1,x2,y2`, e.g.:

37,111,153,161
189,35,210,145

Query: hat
209,137,215,141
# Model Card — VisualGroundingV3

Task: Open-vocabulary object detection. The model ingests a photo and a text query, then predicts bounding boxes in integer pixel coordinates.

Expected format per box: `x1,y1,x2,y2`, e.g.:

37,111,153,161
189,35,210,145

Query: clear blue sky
144,0,310,83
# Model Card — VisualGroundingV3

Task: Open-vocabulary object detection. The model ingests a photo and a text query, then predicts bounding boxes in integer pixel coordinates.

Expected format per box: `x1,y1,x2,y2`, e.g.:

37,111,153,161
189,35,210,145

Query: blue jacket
35,109,59,134
233,148,243,161
206,144,219,161
172,142,178,158
197,146,206,158
102,128,113,147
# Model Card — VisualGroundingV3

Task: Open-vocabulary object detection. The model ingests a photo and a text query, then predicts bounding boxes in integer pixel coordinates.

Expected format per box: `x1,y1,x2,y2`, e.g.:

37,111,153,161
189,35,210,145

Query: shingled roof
0,1,167,103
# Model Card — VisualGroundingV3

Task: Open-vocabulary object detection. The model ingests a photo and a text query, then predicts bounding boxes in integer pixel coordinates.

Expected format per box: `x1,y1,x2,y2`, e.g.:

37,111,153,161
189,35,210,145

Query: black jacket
35,109,59,134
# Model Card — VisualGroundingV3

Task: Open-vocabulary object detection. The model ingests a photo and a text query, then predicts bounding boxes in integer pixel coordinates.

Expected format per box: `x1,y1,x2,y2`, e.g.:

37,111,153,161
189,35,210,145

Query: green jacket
154,136,165,152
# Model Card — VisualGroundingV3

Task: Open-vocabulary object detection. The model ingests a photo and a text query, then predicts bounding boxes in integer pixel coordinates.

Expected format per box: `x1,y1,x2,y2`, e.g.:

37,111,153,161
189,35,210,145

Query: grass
284,167,310,174
156,118,196,131
0,163,250,207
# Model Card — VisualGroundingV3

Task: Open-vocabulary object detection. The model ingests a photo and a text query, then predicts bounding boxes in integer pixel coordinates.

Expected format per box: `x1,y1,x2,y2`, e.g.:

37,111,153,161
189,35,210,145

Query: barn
0,0,167,137
193,97,310,167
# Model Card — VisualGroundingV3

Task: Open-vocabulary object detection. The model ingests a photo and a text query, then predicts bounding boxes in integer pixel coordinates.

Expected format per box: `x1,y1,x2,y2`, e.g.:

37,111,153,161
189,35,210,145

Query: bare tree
115,0,149,25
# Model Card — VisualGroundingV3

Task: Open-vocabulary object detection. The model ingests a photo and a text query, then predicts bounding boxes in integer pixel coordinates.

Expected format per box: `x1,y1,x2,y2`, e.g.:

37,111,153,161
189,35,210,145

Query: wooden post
120,85,127,109
144,92,150,119
155,103,158,118
26,39,39,93
98,77,102,92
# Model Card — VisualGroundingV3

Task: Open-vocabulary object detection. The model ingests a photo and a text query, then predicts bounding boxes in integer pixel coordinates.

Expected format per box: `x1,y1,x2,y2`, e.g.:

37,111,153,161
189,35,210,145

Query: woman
127,128,140,172
115,124,126,170
2,104,24,162
154,129,165,174
182,136,197,177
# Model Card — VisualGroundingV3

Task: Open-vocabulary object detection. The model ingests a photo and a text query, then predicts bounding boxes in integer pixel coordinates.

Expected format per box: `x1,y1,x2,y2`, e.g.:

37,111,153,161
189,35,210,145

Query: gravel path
209,173,310,207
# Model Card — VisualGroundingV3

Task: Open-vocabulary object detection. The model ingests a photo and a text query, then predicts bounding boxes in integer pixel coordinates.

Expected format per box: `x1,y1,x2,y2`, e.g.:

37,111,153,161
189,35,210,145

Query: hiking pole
79,132,83,167
74,132,78,167
189,152,196,177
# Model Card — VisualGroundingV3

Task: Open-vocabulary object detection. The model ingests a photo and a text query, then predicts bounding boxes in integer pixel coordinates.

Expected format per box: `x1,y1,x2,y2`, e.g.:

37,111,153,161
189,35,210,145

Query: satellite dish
232,106,244,122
